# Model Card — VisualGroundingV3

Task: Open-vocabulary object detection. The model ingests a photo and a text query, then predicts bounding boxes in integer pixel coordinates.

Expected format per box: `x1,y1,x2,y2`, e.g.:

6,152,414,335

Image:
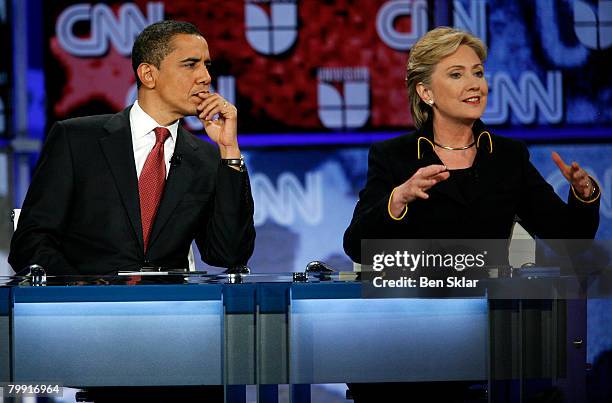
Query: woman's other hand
551,151,594,199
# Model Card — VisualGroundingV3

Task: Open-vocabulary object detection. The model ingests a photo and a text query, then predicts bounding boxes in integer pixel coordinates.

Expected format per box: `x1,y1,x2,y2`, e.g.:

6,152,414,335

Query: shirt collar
130,100,179,142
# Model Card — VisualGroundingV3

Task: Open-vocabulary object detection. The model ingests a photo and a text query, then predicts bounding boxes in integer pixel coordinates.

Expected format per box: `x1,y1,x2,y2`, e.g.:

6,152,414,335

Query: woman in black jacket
343,26,601,403
344,27,600,265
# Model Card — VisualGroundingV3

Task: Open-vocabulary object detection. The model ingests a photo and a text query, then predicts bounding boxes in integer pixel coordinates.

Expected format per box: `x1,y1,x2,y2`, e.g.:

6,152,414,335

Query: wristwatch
221,155,245,172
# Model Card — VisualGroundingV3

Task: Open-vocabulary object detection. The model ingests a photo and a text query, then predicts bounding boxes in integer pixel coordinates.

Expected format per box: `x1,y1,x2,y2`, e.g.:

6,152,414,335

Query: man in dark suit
9,20,255,276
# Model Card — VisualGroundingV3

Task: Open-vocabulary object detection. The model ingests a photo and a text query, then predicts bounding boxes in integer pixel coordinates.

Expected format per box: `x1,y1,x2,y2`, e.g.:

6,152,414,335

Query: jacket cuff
388,187,408,220
571,175,601,204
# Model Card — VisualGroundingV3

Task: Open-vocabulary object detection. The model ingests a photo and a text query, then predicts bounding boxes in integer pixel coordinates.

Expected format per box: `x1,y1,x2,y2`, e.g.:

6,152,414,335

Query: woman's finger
551,152,571,179
417,164,448,179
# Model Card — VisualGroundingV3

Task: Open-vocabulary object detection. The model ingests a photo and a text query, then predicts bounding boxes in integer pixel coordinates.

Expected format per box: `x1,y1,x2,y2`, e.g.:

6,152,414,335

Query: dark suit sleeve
516,144,599,239
343,143,406,263
195,164,256,268
9,122,79,274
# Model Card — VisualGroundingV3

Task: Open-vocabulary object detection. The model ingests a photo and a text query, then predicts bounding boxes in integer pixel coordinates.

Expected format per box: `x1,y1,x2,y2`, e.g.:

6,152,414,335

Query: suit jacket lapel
469,121,495,202
99,107,144,251
147,126,199,249
471,143,495,202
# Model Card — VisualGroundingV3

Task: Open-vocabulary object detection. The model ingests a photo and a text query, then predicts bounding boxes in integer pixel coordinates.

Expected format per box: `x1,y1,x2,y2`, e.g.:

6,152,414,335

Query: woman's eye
450,72,461,79
474,71,484,78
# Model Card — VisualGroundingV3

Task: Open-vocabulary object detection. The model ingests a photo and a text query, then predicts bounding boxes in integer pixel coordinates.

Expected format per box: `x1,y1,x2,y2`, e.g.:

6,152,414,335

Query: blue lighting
12,300,223,386
289,298,488,383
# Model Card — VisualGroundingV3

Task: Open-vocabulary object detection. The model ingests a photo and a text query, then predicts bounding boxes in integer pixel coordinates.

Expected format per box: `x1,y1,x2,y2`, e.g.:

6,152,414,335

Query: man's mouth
192,90,209,97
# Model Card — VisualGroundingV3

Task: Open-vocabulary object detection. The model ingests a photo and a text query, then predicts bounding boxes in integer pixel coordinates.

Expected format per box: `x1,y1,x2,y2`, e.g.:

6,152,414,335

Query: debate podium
0,272,588,402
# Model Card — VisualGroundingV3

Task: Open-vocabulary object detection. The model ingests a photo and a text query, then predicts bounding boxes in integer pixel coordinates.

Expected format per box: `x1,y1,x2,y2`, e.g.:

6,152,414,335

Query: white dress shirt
129,100,179,179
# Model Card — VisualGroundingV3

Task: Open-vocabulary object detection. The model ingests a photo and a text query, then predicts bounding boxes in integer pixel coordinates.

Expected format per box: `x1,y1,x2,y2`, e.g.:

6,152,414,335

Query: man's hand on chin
196,92,240,159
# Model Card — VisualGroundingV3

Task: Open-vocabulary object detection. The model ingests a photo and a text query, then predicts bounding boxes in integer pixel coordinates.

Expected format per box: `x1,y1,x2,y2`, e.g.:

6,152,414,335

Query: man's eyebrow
179,57,201,63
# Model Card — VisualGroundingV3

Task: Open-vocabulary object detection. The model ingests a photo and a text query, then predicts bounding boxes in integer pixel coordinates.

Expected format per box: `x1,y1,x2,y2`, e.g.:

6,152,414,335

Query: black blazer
9,107,256,275
344,120,600,263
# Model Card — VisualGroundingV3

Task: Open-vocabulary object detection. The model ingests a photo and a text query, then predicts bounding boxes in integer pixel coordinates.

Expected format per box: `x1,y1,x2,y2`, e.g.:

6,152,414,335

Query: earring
427,100,434,106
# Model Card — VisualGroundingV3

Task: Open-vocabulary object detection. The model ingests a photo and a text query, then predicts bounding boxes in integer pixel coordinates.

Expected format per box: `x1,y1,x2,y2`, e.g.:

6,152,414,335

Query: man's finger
196,93,221,111
200,103,222,121
197,92,216,100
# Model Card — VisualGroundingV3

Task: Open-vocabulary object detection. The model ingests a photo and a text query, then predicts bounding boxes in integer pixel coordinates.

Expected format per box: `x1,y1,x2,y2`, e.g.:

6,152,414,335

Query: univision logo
245,0,298,55
317,67,370,130
574,0,612,49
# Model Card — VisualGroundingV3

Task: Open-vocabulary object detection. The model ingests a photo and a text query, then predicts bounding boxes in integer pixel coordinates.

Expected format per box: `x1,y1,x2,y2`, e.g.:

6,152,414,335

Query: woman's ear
416,82,433,105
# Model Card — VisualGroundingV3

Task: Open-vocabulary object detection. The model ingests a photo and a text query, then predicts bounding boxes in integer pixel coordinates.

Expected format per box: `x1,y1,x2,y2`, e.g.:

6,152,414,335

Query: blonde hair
406,27,487,129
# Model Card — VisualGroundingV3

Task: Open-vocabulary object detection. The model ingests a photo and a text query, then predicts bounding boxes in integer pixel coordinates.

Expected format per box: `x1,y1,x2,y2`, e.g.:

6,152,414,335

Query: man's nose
197,64,211,84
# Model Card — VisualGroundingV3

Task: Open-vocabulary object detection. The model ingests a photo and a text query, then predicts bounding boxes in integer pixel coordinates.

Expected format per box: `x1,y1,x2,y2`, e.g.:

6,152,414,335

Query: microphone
170,154,183,167
305,260,335,273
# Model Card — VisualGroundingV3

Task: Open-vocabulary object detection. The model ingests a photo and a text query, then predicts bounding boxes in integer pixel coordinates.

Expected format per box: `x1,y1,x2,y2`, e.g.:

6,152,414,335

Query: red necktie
139,127,170,252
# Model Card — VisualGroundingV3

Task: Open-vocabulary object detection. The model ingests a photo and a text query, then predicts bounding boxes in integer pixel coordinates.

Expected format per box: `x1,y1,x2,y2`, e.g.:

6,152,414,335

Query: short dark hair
131,20,204,88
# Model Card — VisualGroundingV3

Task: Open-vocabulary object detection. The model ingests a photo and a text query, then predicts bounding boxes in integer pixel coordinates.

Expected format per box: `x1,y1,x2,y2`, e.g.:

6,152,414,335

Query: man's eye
184,63,195,68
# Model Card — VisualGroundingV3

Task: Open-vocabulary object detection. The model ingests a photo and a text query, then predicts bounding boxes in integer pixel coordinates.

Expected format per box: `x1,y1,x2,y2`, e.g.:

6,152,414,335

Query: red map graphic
50,37,134,117
47,0,414,131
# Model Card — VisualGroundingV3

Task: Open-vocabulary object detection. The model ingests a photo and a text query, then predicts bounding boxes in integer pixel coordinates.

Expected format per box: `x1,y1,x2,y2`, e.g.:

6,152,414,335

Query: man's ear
416,82,432,104
137,63,157,89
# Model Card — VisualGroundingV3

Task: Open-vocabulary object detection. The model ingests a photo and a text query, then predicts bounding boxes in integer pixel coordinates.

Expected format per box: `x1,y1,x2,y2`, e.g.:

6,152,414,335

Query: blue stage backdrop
189,143,612,274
